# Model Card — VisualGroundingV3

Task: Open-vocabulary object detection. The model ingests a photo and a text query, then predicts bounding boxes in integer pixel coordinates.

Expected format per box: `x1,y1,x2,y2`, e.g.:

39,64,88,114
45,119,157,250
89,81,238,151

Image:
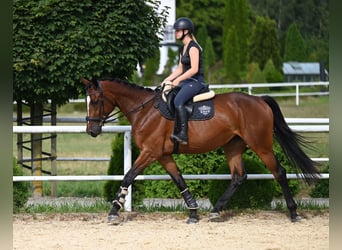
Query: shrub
13,157,30,213
142,150,227,199
310,163,329,198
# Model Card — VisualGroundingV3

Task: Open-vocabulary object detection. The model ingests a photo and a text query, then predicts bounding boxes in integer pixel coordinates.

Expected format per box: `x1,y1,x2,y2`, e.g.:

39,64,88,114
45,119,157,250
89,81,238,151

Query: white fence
209,81,329,106
13,122,329,211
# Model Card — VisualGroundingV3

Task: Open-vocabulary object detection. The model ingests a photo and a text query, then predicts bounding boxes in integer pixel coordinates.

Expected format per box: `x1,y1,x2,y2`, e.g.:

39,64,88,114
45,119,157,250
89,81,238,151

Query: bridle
85,80,159,125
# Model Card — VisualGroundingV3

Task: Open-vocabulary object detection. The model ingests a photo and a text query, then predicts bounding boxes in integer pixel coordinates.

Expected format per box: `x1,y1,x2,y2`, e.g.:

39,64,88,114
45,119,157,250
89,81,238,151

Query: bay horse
82,78,320,224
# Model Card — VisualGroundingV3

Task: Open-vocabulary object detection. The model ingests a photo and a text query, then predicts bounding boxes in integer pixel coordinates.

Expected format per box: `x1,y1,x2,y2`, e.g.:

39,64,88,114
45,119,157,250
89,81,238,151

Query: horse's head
82,78,113,137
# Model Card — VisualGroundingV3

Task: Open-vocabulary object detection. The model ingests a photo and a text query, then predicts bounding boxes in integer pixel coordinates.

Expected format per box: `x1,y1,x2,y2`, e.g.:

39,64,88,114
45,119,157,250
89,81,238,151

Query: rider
162,17,206,145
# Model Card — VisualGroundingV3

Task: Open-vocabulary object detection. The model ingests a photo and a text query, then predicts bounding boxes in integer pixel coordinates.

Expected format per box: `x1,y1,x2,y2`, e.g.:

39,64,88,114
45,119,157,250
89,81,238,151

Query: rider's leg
171,79,204,144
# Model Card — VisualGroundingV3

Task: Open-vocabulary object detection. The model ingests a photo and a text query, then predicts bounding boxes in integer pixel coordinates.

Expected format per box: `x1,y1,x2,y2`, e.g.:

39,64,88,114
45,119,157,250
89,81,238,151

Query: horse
82,78,320,224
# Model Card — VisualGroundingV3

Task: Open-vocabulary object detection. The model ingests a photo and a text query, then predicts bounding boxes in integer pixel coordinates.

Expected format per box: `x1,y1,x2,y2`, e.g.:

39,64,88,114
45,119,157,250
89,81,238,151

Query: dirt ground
13,210,329,250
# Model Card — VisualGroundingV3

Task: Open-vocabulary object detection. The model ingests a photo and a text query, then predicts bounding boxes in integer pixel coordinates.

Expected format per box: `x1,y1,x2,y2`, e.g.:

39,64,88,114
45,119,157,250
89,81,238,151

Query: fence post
123,131,132,211
296,83,299,106
248,85,252,95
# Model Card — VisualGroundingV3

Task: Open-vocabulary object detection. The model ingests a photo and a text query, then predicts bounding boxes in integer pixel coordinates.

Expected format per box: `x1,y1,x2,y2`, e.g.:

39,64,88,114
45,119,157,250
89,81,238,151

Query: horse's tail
261,95,320,185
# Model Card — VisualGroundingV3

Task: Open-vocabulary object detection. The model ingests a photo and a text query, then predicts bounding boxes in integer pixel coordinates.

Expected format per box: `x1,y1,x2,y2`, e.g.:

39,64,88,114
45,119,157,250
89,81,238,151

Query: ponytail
190,34,203,52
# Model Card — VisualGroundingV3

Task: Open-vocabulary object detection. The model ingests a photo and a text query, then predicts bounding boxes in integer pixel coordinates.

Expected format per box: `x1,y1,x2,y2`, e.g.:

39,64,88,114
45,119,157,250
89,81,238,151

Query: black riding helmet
173,17,194,34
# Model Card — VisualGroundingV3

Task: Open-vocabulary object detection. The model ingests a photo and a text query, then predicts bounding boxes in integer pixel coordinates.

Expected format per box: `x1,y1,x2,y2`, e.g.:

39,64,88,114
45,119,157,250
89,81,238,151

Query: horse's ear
91,78,99,88
81,78,90,86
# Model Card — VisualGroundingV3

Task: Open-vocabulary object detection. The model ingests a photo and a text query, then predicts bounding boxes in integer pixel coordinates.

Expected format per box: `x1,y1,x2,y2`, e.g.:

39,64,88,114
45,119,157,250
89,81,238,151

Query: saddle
156,82,215,121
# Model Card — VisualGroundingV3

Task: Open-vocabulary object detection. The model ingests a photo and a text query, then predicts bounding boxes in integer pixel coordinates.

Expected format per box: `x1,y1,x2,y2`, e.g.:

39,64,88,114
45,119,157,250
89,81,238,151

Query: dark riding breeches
174,78,206,108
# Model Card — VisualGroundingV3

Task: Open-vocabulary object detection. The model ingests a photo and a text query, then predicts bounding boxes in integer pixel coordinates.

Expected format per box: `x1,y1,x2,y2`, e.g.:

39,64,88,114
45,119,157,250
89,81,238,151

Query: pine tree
249,16,282,70
196,25,208,50
222,0,251,79
203,36,216,83
263,59,284,83
284,22,307,62
246,62,265,83
223,26,240,82
235,0,250,70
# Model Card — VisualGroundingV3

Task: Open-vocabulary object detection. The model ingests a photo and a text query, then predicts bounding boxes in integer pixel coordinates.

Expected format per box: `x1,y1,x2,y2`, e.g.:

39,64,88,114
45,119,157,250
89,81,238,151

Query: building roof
283,62,320,75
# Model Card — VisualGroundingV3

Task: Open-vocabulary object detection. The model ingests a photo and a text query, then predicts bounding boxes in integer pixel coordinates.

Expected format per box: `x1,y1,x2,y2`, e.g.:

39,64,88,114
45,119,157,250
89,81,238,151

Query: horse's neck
104,81,154,123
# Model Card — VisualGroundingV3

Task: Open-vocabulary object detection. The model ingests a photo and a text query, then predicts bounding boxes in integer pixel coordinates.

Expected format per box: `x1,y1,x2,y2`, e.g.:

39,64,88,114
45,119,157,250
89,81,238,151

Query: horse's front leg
107,167,140,225
108,151,153,225
158,155,199,224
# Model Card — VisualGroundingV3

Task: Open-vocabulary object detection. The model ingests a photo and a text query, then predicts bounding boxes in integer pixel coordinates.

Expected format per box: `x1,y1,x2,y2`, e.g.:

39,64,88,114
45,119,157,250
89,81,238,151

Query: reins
102,95,156,124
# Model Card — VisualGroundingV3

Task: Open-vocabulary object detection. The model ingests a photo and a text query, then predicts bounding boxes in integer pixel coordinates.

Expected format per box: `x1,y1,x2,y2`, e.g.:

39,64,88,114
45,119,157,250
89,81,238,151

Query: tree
176,0,225,56
222,0,250,73
248,0,329,68
284,22,307,62
13,0,168,105
196,25,208,47
249,16,282,70
246,62,265,83
248,0,328,40
223,26,240,82
196,25,216,82
203,36,217,83
263,59,283,83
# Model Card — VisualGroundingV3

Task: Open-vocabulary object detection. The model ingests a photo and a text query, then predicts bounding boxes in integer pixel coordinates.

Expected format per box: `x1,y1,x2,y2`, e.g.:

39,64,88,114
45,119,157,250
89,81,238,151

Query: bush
142,150,227,199
310,163,329,198
13,157,30,213
208,152,277,209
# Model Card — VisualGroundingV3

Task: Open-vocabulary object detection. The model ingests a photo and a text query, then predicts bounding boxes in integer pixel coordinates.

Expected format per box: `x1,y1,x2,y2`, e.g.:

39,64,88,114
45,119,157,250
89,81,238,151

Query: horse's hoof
209,212,223,222
291,214,302,222
107,214,123,225
186,217,199,224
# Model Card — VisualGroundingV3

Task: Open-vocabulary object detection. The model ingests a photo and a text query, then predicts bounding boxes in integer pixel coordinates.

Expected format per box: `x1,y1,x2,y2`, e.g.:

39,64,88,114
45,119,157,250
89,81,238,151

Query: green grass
20,200,329,214
13,95,329,199
24,199,111,213
274,96,329,118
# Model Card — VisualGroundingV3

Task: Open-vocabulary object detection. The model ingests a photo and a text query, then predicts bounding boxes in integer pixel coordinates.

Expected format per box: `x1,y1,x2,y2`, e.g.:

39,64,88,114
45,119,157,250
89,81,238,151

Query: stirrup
170,134,188,144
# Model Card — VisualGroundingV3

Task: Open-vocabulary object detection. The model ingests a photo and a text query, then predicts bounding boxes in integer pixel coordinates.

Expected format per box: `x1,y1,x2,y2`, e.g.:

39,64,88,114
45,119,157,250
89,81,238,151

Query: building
157,0,178,75
282,62,328,82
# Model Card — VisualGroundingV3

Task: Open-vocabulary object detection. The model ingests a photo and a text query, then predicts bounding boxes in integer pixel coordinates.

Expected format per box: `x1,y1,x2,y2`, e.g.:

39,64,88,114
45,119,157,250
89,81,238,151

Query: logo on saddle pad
198,105,211,116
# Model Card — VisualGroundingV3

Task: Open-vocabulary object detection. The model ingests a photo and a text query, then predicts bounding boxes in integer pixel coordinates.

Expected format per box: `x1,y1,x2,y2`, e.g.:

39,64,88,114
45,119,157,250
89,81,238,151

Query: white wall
157,0,177,75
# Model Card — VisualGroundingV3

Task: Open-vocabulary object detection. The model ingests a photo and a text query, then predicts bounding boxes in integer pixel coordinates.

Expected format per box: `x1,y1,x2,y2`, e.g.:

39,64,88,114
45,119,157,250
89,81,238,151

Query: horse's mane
98,77,156,93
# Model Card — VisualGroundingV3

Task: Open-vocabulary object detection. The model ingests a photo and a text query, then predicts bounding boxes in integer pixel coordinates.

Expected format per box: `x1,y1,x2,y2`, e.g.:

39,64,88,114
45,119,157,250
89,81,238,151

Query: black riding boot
171,106,188,144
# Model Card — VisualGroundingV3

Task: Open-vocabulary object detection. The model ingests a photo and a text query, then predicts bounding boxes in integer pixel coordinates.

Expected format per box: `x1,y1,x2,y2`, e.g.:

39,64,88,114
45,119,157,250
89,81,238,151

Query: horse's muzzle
87,124,102,137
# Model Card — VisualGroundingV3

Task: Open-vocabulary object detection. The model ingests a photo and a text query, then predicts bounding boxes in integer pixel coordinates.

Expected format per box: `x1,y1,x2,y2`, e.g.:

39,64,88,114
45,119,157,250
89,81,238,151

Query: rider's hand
172,79,180,87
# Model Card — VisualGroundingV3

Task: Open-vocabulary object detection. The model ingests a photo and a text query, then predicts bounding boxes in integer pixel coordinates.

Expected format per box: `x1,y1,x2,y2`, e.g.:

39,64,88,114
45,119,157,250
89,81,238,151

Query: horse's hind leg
210,137,247,221
158,155,199,224
251,146,299,221
275,161,299,221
